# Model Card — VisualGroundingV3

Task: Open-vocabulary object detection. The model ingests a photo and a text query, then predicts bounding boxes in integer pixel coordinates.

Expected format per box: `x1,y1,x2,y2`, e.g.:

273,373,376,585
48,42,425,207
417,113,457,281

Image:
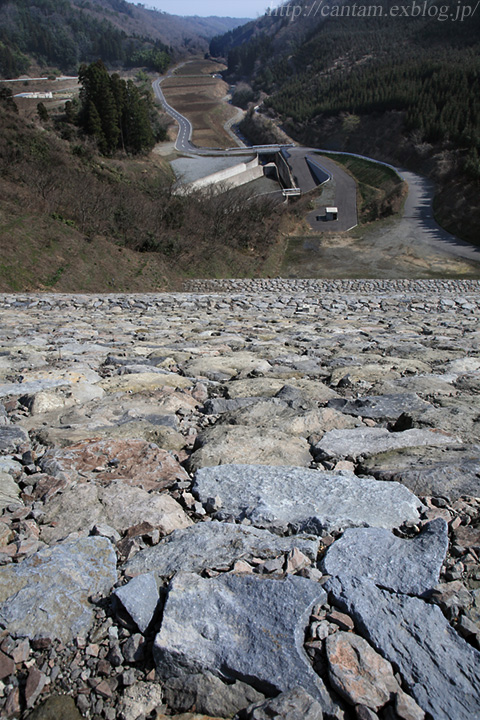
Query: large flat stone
0,426,29,453
192,465,423,534
40,481,192,544
322,518,448,596
238,687,325,720
99,372,193,393
182,352,272,381
326,576,480,720
154,573,333,713
188,428,312,472
315,427,458,462
224,378,338,403
162,671,265,717
124,522,319,579
40,438,188,492
361,447,480,501
222,399,359,436
0,537,117,643
327,393,431,421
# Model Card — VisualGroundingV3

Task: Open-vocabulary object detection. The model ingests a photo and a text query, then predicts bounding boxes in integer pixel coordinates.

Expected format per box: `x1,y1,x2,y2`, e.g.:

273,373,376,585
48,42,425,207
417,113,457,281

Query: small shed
325,206,338,221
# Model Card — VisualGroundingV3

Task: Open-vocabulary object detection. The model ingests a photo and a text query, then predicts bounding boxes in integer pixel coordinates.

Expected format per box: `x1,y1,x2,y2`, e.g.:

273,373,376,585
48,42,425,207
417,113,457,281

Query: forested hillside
0,0,248,77
210,0,480,239
212,0,480,173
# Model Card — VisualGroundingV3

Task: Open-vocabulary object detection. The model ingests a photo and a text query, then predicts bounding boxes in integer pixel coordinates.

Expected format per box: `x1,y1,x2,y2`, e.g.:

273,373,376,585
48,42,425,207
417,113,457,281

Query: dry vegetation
162,59,240,149
0,95,292,292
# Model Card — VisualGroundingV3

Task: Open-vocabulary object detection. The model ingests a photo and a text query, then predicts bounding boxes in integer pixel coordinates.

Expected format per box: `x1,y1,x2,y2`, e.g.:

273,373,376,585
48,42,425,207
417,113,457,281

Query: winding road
153,68,480,267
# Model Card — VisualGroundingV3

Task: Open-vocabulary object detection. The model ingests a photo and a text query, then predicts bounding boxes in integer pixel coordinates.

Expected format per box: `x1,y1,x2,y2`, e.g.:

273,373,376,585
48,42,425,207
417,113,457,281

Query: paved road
285,148,358,231
152,70,290,157
152,73,195,153
373,170,480,264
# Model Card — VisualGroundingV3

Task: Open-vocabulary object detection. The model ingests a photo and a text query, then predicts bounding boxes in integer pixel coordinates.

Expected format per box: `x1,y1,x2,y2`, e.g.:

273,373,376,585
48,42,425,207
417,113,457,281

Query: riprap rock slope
0,279,479,720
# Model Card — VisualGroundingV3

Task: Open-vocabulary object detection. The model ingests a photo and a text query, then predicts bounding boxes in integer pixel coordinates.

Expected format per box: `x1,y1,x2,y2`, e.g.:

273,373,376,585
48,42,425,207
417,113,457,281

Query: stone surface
327,394,430,421
0,425,29,452
189,426,312,471
237,687,324,720
39,481,192,544
118,681,163,720
162,671,265,717
0,650,14,679
325,632,398,710
193,465,423,534
113,572,159,633
25,667,48,709
322,518,448,596
362,448,480,501
0,537,117,642
27,694,83,720
315,427,457,462
327,576,480,720
125,522,319,579
0,472,22,511
154,572,332,712
1,283,480,720
99,371,193,392
183,352,272,380
40,438,188,491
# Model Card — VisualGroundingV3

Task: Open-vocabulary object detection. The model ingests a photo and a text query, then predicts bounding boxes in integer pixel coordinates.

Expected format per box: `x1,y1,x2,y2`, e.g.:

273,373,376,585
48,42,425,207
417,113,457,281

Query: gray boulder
236,687,324,720
0,426,29,453
203,397,262,414
124,521,319,579
189,426,312,472
322,518,448,596
0,537,117,643
361,447,480,501
154,572,333,713
315,427,458,462
162,671,265,717
326,576,480,720
113,573,159,633
193,465,424,534
327,394,430,421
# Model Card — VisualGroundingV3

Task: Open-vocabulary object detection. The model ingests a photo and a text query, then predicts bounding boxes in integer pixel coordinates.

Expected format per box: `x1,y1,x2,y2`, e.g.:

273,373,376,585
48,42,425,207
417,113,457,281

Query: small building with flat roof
325,206,338,221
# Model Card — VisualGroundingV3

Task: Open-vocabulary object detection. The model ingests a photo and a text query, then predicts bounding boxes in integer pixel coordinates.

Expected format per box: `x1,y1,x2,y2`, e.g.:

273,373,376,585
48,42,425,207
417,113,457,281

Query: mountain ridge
0,0,250,77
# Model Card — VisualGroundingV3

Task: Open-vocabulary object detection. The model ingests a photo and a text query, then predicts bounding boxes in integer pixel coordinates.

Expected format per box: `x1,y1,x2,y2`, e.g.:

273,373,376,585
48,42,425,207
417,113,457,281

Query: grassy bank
317,153,406,224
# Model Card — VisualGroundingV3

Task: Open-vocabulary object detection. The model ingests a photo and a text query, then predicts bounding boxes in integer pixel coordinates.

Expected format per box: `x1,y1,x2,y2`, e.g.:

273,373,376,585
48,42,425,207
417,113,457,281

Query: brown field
162,59,240,149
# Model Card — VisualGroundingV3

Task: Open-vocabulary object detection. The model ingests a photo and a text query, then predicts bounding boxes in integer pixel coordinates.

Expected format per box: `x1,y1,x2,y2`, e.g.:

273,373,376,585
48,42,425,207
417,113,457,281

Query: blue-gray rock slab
192,465,424,534
154,572,333,714
113,573,160,634
315,427,459,462
124,521,320,579
360,447,480,501
326,576,480,720
236,686,325,720
0,426,29,453
322,518,448,596
327,393,431,421
0,537,117,643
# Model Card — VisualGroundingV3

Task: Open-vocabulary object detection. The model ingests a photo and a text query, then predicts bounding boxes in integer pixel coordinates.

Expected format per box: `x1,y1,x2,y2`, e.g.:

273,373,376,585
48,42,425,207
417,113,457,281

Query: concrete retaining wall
306,156,331,185
177,157,260,195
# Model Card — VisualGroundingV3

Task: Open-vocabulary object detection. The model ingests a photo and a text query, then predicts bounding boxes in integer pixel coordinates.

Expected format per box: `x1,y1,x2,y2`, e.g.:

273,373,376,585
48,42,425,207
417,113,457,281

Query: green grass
317,152,406,224
320,153,402,188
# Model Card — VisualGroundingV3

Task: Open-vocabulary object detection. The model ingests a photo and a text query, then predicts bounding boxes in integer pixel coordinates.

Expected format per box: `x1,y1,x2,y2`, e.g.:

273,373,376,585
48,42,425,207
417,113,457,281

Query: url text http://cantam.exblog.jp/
265,0,479,22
